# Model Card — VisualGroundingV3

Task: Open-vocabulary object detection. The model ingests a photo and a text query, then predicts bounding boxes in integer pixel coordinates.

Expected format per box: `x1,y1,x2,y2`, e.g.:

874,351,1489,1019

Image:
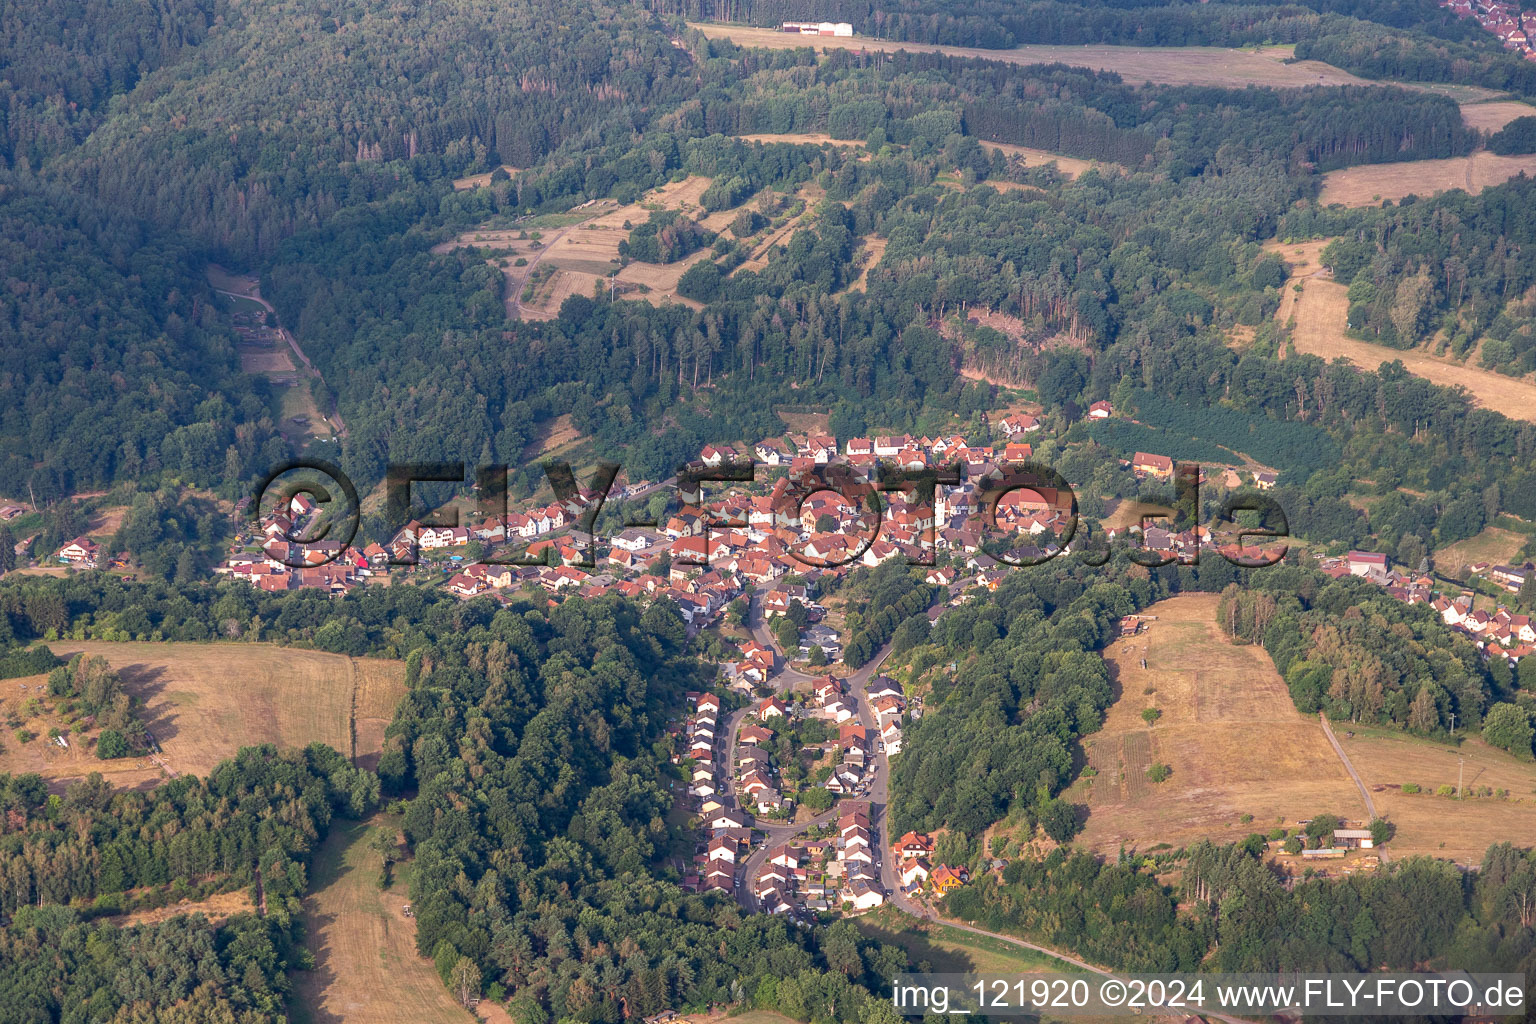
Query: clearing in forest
1068,593,1363,854
735,132,867,148
976,141,1115,179
434,176,732,318
292,818,478,1024
37,642,406,783
450,164,520,190
1268,239,1536,423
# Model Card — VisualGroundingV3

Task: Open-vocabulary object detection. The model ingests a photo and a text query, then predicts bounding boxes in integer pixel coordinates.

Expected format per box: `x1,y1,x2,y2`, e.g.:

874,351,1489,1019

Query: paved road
733,578,963,910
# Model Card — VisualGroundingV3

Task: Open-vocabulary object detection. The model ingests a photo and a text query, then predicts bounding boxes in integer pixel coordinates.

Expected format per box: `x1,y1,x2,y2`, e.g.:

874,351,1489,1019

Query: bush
1402,783,1420,794
96,729,129,759
1146,763,1171,783
1039,798,1081,842
676,259,723,302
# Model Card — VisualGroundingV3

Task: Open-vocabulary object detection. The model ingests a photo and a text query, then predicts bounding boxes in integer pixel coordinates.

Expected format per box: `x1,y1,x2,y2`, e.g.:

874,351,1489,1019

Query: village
42,396,1536,678
1438,0,1536,60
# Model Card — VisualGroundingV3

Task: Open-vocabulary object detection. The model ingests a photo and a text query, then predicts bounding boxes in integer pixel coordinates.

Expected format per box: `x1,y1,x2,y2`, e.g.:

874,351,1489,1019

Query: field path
1319,713,1379,821
512,221,584,319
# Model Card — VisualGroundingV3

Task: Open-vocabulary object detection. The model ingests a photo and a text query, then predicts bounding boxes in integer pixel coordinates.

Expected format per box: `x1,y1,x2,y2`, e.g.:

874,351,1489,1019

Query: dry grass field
41,642,407,780
0,671,162,789
696,26,1367,88
1269,239,1536,422
1434,525,1527,576
1459,99,1536,132
292,818,475,1024
695,26,1507,102
1069,593,1365,854
1335,730,1536,865
846,236,888,292
1007,42,1381,89
1319,150,1536,207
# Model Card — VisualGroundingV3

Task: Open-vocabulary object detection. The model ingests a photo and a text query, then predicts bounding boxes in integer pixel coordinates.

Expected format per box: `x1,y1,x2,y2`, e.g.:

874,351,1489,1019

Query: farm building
780,21,854,35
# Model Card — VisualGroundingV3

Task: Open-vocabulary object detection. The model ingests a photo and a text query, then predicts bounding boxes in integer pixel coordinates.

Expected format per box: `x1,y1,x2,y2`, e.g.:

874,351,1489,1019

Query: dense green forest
0,907,297,1024
2,0,1526,513
0,176,281,501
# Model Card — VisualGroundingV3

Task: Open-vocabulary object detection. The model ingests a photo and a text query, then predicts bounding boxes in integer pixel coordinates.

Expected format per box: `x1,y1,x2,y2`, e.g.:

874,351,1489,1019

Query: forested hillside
0,0,220,167
1,0,1524,503
54,0,697,262
0,175,279,501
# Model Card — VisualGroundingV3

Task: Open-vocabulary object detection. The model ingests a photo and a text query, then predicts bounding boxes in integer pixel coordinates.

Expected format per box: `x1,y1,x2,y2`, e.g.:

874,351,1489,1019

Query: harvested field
520,268,606,319
696,27,1361,87
1337,730,1536,865
45,642,407,781
293,818,472,1024
1070,593,1363,854
441,177,728,315
610,251,709,311
1270,239,1536,422
1319,150,1536,206
1459,100,1536,132
694,26,1503,99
